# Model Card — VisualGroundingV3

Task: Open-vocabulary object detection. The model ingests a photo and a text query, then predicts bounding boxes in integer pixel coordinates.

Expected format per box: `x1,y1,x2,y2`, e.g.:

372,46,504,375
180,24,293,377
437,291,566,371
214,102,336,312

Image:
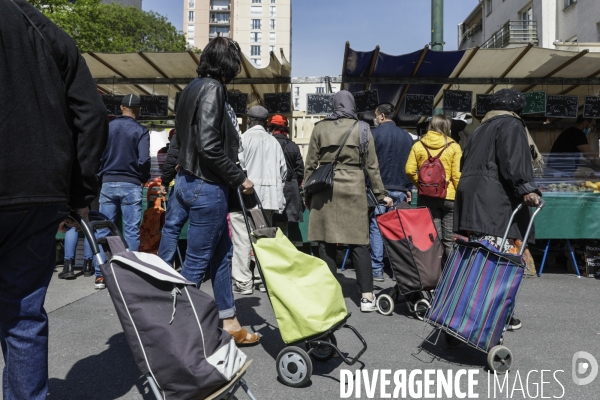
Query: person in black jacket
163,37,259,346
454,89,541,331
269,114,304,235
0,1,108,398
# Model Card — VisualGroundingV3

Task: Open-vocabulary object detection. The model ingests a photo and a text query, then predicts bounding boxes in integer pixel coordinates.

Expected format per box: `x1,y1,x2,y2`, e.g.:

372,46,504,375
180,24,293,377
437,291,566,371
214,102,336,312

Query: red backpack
418,142,450,199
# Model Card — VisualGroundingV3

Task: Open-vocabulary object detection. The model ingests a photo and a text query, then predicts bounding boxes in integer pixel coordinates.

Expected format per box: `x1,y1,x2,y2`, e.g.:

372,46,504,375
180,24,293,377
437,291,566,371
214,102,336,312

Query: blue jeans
96,182,142,277
157,189,187,265
171,171,235,319
369,190,408,273
0,205,69,400
63,226,92,261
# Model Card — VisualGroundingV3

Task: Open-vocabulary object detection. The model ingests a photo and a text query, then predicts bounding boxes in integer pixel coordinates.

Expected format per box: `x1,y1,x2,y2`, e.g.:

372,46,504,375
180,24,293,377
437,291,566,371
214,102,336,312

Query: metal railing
209,32,230,38
209,5,230,11
482,20,538,49
210,19,230,24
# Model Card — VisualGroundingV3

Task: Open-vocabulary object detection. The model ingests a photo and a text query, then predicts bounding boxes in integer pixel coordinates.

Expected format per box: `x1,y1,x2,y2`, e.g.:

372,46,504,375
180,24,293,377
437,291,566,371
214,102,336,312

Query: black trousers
318,242,374,294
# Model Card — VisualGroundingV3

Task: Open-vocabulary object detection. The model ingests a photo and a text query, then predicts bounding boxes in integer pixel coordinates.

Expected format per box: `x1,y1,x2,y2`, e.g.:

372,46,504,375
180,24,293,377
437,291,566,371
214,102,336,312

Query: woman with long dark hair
163,37,259,345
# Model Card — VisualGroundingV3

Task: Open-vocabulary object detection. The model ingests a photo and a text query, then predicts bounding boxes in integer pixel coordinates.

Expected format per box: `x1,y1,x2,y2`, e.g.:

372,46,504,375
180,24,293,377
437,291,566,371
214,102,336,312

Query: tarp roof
86,50,292,117
341,43,600,123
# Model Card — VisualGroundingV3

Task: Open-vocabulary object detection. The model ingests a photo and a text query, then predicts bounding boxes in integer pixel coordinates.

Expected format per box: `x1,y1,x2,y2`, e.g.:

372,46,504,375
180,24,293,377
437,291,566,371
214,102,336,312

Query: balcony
209,5,230,11
209,32,230,38
210,19,230,25
482,21,538,49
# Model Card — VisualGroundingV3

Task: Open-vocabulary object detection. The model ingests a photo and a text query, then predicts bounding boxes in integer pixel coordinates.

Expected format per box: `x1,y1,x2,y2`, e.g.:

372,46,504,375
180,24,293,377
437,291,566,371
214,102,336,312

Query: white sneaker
360,295,378,312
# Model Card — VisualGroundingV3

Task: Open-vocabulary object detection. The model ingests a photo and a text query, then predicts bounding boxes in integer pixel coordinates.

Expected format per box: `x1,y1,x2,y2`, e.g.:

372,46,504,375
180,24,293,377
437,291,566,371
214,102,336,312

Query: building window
252,0,261,3
270,6,276,16
187,38,195,47
269,45,275,53
251,6,262,15
564,0,576,8
187,24,195,35
270,19,276,30
188,11,194,22
486,0,492,15
271,0,276,3
188,0,195,8
251,45,261,56
210,26,230,37
269,32,276,42
250,32,263,43
211,13,229,23
316,87,324,94
294,98,300,108
294,87,300,96
252,58,262,67
251,19,262,29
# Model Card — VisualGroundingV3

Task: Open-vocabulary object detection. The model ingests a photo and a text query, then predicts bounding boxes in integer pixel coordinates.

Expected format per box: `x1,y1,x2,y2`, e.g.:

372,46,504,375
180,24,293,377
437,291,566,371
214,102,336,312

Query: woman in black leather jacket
160,37,259,345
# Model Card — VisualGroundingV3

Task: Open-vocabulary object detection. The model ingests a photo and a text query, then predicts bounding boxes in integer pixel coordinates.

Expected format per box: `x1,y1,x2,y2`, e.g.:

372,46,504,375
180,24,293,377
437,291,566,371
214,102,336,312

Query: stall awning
85,50,292,117
341,42,600,123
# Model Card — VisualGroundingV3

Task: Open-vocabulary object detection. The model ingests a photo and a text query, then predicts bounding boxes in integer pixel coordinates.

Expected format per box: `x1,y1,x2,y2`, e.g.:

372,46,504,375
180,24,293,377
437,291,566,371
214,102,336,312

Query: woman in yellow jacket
405,115,462,257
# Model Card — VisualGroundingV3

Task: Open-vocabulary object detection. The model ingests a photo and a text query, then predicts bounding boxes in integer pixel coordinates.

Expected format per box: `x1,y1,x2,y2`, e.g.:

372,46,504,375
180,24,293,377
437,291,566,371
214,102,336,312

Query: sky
142,0,480,77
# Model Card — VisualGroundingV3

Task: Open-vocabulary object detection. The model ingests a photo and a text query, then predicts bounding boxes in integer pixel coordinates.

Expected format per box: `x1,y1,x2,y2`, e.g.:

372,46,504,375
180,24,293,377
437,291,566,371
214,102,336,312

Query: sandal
226,328,260,346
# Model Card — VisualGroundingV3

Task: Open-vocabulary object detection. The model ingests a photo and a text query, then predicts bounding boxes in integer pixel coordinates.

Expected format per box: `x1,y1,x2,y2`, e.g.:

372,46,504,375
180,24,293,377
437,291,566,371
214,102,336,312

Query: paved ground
1,250,600,400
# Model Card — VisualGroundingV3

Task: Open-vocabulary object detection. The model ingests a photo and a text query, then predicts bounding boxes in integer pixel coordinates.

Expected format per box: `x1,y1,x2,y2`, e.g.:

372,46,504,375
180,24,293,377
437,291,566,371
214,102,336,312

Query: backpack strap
420,140,449,160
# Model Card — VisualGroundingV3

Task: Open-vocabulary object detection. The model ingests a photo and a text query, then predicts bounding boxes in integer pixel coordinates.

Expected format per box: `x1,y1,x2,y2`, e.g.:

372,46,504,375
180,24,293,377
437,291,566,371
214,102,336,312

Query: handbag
304,121,358,195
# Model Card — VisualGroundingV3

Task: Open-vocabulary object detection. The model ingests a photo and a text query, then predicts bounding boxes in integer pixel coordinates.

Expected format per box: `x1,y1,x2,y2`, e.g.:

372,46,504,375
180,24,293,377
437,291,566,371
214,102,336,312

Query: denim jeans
63,226,92,261
170,171,236,319
157,189,187,265
0,205,69,400
96,182,142,277
369,190,408,273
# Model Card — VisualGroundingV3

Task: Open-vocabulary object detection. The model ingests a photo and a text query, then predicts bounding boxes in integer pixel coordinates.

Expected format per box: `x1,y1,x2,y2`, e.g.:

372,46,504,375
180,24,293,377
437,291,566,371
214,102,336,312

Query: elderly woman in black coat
454,89,542,331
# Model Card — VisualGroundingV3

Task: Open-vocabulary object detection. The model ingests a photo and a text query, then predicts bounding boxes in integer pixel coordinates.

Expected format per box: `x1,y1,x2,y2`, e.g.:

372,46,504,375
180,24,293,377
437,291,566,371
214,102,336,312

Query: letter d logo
572,351,598,386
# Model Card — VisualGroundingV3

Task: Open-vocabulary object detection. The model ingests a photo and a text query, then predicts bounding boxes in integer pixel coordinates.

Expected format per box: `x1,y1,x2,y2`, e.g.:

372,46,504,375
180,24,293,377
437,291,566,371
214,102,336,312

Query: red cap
168,129,176,140
269,114,287,126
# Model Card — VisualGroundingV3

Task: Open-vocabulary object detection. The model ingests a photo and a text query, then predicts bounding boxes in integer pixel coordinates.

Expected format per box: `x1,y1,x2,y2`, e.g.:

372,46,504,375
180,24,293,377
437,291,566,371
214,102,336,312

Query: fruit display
537,180,600,193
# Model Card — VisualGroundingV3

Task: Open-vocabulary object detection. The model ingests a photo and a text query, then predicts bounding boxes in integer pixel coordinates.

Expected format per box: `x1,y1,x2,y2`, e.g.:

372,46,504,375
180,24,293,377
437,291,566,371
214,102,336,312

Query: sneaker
232,281,253,295
94,276,105,290
373,270,384,282
505,317,522,331
258,283,267,293
360,294,378,312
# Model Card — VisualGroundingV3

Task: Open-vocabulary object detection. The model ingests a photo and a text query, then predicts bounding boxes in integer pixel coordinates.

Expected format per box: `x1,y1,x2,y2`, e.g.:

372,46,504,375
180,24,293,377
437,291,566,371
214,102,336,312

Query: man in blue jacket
95,94,150,288
369,103,414,281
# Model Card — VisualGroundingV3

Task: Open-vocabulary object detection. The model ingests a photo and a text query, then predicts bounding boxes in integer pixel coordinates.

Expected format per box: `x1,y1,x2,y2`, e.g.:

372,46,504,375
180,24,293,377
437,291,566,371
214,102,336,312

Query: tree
29,0,186,52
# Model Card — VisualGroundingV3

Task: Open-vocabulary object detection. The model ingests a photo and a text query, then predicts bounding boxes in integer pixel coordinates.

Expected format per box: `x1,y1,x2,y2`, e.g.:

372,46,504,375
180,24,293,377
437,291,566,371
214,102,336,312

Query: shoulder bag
304,121,358,195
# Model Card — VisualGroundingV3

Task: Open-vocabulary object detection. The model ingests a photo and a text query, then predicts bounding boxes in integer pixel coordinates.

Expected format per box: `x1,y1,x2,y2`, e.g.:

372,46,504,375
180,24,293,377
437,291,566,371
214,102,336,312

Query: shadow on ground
48,333,152,399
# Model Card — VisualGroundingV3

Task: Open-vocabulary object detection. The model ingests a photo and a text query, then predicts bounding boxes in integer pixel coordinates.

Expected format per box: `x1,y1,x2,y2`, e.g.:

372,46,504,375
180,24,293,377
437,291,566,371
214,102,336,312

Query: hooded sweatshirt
405,130,462,201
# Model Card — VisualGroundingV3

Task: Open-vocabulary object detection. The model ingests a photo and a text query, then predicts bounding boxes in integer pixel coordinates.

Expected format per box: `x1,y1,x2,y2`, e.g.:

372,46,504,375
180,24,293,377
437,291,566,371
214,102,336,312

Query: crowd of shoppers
1,4,550,396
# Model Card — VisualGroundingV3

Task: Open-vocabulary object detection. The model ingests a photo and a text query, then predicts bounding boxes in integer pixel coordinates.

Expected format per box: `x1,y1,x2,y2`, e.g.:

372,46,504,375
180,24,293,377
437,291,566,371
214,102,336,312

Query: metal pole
431,0,444,51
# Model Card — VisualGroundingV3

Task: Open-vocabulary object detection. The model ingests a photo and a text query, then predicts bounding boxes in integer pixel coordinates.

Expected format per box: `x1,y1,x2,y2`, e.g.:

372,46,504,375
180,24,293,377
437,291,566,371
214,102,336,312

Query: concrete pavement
1,255,599,399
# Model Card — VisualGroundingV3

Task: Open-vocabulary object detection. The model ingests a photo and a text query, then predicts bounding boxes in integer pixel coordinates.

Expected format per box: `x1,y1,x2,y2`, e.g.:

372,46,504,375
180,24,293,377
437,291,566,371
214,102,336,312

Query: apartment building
458,0,600,52
183,0,291,68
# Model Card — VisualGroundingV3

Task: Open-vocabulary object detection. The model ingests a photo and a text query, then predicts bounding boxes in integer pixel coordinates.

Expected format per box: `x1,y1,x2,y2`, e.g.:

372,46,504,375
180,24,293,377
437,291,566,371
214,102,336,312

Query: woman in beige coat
304,91,392,312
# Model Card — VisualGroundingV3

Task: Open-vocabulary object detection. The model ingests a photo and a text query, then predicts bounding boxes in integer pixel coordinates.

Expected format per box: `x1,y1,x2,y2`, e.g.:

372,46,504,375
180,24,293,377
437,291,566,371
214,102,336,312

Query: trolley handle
67,211,127,265
499,198,545,255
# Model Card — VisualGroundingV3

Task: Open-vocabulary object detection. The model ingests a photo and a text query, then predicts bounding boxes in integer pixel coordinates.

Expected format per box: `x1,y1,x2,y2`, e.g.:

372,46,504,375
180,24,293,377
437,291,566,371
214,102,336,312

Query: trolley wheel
413,299,431,321
306,333,337,362
487,345,513,374
377,294,395,316
441,331,462,348
276,346,313,387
